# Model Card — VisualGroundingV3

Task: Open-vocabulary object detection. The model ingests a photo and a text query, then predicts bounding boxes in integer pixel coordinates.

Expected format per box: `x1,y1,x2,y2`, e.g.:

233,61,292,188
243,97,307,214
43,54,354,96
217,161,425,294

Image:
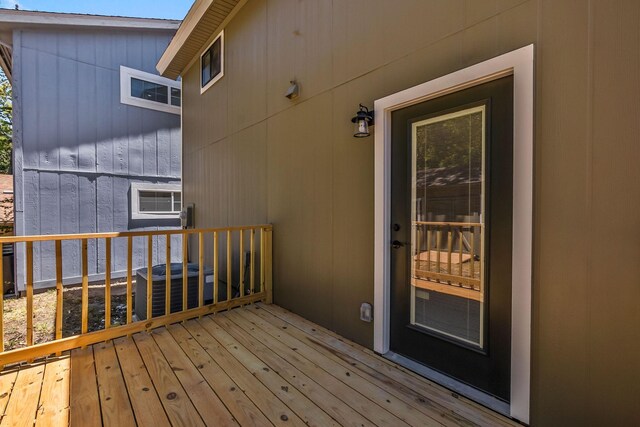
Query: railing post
198,232,204,308
249,228,255,295
264,227,273,305
104,238,111,329
239,230,244,298
165,235,171,316
226,230,231,301
55,240,63,348
126,236,133,325
213,232,218,305
26,241,33,347
147,235,153,323
81,239,89,335
182,233,188,312
0,242,4,352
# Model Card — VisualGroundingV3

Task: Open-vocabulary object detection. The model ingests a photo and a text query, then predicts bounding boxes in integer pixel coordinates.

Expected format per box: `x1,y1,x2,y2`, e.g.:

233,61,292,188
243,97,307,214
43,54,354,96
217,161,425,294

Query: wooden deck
0,304,518,427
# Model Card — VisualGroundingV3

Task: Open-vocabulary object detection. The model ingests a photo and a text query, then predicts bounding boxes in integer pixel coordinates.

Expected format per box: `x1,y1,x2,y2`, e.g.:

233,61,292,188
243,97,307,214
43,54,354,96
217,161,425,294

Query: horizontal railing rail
0,224,273,367
412,221,482,293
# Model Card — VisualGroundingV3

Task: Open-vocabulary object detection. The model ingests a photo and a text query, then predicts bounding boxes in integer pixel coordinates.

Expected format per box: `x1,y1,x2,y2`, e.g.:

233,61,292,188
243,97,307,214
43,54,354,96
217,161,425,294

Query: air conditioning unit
135,263,221,320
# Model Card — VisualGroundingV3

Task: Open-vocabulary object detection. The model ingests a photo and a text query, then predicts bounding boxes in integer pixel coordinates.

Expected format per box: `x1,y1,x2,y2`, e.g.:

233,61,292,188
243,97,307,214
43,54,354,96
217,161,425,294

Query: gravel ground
2,280,131,351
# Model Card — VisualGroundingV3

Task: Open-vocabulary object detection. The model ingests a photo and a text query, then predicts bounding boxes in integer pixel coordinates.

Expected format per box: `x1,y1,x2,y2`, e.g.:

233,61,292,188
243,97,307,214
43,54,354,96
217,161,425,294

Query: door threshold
383,351,511,418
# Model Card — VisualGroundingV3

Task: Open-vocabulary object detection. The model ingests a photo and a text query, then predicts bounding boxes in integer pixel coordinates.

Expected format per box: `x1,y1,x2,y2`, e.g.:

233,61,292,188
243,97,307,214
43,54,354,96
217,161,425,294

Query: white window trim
373,44,534,424
131,182,181,220
200,30,224,94
120,66,181,115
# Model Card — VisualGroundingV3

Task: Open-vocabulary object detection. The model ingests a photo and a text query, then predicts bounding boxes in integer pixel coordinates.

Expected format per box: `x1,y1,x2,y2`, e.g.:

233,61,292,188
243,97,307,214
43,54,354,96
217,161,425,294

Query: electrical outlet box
360,302,373,322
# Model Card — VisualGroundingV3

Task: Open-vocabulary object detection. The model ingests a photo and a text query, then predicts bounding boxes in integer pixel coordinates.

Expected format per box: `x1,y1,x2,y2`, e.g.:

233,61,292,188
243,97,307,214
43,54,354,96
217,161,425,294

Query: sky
0,0,193,20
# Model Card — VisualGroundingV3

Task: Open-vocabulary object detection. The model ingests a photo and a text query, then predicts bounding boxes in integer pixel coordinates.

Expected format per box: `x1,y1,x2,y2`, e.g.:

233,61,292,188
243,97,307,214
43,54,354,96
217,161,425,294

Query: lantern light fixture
351,104,374,138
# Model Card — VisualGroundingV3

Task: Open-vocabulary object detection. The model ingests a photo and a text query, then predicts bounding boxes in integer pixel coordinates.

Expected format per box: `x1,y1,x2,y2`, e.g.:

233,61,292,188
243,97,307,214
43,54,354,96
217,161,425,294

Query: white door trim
373,44,534,424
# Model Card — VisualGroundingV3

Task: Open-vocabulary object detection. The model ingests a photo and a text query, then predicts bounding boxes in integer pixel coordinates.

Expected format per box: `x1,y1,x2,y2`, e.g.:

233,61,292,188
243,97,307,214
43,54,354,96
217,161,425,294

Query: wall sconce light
285,80,299,100
351,104,374,138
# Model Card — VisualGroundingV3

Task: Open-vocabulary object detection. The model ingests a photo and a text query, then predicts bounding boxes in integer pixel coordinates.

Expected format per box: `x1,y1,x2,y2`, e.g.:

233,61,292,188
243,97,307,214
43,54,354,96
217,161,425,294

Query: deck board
199,316,340,427
166,323,272,426
184,318,306,427
93,341,137,426
211,313,375,427
132,332,205,426
35,357,70,426
246,306,469,426
150,327,237,426
257,303,517,427
0,369,18,421
238,307,439,427
69,347,101,427
2,363,44,427
0,304,519,426
113,336,171,427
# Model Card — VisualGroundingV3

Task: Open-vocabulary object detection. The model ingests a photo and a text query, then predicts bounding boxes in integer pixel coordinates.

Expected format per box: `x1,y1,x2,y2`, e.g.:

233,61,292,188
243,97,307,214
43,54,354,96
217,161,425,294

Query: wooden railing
0,225,273,367
412,221,482,295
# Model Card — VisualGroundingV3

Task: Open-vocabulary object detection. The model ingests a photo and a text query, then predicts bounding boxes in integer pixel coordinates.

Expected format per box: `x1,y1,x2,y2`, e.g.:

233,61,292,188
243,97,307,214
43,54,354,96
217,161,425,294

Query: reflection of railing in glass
412,221,482,301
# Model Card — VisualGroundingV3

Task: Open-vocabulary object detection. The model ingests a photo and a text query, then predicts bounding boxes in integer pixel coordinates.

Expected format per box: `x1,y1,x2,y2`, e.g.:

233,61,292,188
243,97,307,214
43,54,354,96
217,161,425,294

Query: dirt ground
2,280,131,351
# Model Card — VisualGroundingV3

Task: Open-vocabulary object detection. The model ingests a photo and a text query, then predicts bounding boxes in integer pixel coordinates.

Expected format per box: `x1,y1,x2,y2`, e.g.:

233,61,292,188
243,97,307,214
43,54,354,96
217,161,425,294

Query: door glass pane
410,105,486,349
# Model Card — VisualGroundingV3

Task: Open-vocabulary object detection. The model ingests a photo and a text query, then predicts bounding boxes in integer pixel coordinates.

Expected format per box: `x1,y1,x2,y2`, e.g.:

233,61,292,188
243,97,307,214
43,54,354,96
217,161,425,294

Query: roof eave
0,9,181,31
157,0,244,79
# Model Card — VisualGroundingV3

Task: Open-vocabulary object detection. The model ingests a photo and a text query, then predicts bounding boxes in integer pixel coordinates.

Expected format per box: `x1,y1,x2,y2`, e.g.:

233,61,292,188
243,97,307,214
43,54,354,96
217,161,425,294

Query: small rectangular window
201,31,224,93
131,183,181,220
131,78,169,104
171,87,181,107
120,66,181,115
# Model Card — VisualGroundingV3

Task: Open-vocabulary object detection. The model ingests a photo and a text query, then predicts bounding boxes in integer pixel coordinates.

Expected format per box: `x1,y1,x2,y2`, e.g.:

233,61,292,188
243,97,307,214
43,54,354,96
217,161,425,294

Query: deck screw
280,415,288,421
166,392,177,400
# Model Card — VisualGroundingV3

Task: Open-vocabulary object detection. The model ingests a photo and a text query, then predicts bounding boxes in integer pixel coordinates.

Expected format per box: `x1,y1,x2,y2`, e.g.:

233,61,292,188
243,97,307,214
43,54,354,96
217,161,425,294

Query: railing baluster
26,241,33,347
447,228,453,277
470,227,475,281
250,228,255,294
239,230,244,298
198,232,204,308
0,242,3,352
213,231,218,304
426,226,431,271
264,227,273,304
260,228,265,293
458,227,464,277
165,235,171,316
182,233,188,311
81,239,89,334
147,235,153,321
226,230,232,301
436,229,442,274
126,236,132,325
479,225,483,294
105,238,111,329
55,241,63,344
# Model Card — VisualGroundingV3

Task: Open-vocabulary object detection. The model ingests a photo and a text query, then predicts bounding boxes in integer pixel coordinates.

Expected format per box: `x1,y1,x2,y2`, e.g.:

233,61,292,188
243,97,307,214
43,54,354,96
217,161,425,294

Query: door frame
373,45,533,423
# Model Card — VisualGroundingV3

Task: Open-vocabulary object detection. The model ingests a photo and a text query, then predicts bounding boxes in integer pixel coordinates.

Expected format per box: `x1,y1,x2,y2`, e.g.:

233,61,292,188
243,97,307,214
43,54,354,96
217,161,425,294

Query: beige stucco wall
180,0,640,424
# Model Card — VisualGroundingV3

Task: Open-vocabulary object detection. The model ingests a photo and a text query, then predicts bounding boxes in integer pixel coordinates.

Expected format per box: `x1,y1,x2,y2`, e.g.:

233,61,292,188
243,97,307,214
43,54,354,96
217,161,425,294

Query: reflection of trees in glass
416,111,482,174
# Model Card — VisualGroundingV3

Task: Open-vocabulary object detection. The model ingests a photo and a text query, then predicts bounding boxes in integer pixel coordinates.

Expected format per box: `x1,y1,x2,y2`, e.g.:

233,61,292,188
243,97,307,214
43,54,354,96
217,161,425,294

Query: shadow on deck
0,304,518,427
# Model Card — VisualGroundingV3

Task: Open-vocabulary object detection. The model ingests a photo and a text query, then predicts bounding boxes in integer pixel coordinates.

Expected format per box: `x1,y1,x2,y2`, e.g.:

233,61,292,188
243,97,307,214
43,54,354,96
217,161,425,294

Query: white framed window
200,30,224,94
120,66,181,115
131,182,181,220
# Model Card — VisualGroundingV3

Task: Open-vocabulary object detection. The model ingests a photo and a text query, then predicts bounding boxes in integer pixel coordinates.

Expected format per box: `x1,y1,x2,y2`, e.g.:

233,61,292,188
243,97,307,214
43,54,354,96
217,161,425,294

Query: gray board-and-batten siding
12,28,182,290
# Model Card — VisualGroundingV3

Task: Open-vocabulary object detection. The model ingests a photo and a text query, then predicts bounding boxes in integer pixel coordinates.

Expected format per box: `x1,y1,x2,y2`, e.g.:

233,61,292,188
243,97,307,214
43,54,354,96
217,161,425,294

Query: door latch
391,240,404,249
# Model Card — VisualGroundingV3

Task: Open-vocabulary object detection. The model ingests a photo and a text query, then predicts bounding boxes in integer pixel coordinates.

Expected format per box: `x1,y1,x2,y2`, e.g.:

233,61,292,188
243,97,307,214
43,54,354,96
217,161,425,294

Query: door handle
391,240,405,249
